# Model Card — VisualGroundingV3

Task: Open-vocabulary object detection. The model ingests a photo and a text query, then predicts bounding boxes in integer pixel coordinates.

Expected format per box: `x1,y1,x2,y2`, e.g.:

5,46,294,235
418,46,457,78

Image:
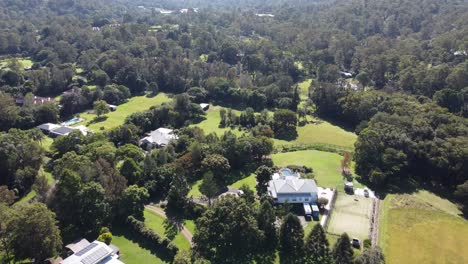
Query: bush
363,239,372,249
127,216,179,257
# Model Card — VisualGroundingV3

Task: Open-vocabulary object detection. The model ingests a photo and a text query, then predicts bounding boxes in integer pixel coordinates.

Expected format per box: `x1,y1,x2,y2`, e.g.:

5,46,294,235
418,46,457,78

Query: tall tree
305,224,332,264
10,203,62,262
94,100,110,117
166,173,190,213
193,196,263,263
279,213,304,264
332,233,354,264
199,172,219,205
256,201,278,264
255,165,273,196
118,185,149,220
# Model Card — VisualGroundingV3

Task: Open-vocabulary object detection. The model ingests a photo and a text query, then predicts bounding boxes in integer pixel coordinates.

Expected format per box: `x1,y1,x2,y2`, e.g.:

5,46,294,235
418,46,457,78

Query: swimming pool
63,117,82,126
279,168,294,177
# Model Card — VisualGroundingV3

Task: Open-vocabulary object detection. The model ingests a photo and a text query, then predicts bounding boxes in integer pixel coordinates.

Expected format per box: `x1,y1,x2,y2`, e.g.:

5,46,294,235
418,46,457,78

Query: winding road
145,205,194,246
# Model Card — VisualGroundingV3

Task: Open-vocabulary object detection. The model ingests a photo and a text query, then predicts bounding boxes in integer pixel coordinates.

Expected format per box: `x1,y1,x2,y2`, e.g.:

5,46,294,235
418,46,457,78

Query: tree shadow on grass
112,225,173,262
87,116,108,125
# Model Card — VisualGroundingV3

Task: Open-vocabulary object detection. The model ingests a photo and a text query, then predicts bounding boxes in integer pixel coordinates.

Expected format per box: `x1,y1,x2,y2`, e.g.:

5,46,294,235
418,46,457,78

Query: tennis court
327,192,373,240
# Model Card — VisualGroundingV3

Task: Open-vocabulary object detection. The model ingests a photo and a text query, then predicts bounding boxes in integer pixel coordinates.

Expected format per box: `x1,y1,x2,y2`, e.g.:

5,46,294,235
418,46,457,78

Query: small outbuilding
199,103,210,111
108,104,117,111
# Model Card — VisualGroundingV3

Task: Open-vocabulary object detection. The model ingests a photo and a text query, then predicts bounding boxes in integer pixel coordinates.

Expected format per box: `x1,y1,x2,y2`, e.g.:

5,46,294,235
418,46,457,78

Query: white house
61,240,123,264
139,128,178,148
267,168,318,204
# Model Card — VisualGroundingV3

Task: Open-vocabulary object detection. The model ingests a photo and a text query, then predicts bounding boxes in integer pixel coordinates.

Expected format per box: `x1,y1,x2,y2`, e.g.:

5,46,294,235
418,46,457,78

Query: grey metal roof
268,178,318,197
50,126,75,136
140,128,178,146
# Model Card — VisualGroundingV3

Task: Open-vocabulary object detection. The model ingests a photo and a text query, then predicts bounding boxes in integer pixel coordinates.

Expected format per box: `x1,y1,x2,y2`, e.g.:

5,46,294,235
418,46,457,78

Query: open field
272,150,363,188
298,79,312,99
327,192,373,241
143,209,191,251
379,192,468,264
189,105,244,136
273,121,357,149
112,234,168,264
77,93,171,131
228,173,256,190
0,57,34,69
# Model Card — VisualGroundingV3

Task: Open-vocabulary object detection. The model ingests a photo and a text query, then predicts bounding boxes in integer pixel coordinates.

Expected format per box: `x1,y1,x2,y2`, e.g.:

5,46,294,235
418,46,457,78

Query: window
292,198,297,202
304,198,309,201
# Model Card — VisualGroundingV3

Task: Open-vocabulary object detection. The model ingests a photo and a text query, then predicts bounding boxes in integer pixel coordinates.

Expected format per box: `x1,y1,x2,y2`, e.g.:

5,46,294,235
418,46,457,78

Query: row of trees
192,195,384,264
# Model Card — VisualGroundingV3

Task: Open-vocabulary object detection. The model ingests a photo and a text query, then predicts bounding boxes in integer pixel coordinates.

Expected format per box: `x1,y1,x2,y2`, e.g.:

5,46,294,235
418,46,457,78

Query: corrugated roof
270,178,318,194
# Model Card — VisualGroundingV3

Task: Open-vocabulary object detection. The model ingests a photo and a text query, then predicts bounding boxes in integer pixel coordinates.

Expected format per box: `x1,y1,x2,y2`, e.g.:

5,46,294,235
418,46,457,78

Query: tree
332,233,354,264
341,152,352,176
0,186,16,205
273,109,297,139
77,182,109,237
239,184,255,204
193,196,263,263
455,180,468,216
354,247,385,264
0,203,14,263
201,154,231,187
199,172,220,205
256,201,278,264
256,165,273,196
94,100,110,117
279,213,304,264
120,158,143,185
317,197,329,209
10,203,62,262
32,173,50,202
166,173,190,213
148,82,159,95
305,224,332,264
119,185,149,220
97,227,113,245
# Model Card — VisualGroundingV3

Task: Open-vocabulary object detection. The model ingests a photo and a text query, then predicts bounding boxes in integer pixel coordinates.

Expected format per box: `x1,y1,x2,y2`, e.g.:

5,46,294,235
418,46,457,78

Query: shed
108,104,117,111
199,103,210,111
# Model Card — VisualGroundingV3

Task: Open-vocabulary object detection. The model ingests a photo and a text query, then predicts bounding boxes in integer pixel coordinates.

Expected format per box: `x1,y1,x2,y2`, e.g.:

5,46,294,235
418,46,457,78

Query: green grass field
188,179,203,197
298,79,312,99
228,173,256,190
112,234,169,264
41,137,54,153
271,150,362,188
0,57,33,69
143,209,191,251
77,93,171,131
273,121,357,149
327,192,373,241
379,192,468,264
189,105,245,136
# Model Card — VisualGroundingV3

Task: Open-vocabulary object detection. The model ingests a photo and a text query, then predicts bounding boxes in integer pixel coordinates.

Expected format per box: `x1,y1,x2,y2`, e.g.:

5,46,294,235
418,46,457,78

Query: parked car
351,238,361,249
364,189,369,198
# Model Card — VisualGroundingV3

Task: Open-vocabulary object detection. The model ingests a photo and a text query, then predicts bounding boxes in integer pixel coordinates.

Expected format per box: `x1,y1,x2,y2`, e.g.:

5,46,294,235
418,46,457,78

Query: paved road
145,205,194,245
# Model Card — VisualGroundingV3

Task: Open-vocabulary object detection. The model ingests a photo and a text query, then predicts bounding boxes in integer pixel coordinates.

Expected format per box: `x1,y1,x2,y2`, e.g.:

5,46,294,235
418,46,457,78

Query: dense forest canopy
0,0,467,263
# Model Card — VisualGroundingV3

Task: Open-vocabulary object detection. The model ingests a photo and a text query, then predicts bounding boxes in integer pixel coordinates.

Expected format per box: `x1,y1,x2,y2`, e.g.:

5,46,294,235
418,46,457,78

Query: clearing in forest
77,93,172,131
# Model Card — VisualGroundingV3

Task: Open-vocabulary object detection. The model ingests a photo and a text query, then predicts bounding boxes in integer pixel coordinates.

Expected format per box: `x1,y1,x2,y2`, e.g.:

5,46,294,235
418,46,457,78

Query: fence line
322,188,338,230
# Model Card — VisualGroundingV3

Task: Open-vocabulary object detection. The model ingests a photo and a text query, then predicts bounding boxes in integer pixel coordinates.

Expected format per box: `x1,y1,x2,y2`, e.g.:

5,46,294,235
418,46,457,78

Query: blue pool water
279,168,294,177
64,118,81,126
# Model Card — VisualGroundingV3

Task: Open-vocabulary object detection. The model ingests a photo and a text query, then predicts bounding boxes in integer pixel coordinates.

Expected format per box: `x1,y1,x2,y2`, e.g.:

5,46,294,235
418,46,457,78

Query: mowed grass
229,173,256,190
327,192,373,241
188,179,203,197
0,57,34,69
143,209,191,251
78,93,171,131
189,105,244,136
272,150,362,188
112,234,169,264
273,121,357,149
380,192,468,264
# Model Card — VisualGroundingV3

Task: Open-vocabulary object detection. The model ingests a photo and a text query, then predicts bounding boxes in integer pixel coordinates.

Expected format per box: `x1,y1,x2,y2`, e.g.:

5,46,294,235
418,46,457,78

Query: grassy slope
271,150,362,188
77,93,171,131
380,192,468,264
189,105,244,136
112,235,168,264
188,179,203,197
273,121,357,149
143,209,191,251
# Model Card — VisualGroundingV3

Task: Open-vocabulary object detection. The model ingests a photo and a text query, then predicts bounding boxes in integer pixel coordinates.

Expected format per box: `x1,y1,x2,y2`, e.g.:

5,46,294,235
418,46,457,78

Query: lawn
273,121,357,149
112,234,169,264
0,57,34,69
77,93,171,131
16,168,54,204
327,192,373,241
188,179,203,197
379,192,468,264
41,137,54,152
228,173,256,190
298,79,312,99
271,150,363,188
143,209,191,251
189,105,245,136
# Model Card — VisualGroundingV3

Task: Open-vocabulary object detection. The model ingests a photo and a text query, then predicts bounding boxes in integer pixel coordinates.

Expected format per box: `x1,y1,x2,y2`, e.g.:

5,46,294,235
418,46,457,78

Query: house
15,95,55,106
61,240,123,264
199,103,210,111
267,168,318,204
49,126,76,137
139,128,178,148
37,123,61,135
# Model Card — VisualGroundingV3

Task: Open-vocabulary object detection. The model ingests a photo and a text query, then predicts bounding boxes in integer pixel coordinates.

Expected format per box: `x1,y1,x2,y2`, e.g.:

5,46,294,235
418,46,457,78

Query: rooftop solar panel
81,247,109,264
